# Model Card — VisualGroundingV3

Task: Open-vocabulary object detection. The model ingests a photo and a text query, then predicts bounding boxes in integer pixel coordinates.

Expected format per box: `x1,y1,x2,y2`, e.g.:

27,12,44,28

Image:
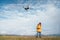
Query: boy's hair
39,22,41,24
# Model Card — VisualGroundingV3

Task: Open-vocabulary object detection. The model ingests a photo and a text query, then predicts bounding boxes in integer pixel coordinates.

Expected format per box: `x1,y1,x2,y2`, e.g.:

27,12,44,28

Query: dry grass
0,36,60,40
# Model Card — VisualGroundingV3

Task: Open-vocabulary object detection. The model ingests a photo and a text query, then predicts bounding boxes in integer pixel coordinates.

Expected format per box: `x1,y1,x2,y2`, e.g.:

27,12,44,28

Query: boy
36,22,42,38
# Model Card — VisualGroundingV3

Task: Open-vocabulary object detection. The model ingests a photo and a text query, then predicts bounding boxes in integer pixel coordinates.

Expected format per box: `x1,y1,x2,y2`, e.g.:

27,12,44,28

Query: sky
0,0,60,35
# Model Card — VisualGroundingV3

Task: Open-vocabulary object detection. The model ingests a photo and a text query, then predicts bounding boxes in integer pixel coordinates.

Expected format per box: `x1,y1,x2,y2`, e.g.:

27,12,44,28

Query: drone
23,5,30,10
24,7,29,10
23,5,35,11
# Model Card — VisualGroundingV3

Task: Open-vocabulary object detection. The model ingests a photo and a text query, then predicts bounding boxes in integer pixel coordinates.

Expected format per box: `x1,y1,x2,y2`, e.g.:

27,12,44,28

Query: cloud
0,4,38,35
0,0,60,35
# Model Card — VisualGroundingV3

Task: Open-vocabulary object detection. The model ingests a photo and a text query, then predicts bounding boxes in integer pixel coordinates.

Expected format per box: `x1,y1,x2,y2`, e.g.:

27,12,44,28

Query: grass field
0,36,60,40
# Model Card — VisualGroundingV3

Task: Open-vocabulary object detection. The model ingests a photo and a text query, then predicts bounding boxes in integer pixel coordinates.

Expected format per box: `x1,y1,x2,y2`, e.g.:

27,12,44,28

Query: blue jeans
36,32,41,38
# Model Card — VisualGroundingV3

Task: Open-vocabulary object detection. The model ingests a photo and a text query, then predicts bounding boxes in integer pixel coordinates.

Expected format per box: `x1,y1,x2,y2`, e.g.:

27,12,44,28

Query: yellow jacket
36,23,42,32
